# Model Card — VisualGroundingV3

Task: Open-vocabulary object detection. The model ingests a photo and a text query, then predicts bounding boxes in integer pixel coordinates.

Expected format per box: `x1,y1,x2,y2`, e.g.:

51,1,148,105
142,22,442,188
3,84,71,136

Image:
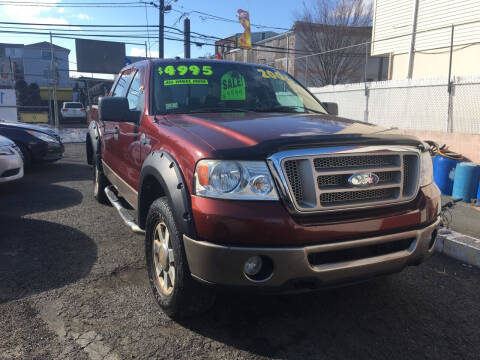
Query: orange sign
237,9,252,50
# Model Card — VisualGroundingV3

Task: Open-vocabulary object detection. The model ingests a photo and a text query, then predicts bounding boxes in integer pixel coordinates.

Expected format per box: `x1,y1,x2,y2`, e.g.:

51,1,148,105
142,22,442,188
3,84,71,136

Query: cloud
130,47,159,58
76,13,92,20
1,0,70,25
57,7,65,14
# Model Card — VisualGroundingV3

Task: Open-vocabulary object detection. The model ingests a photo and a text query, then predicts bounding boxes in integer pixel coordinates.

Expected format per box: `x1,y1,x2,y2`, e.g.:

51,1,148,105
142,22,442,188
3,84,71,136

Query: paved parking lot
1,143,480,360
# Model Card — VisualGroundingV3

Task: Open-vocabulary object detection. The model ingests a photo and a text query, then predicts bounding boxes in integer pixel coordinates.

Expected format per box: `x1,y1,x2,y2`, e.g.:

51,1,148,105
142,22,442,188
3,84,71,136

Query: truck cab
87,59,441,318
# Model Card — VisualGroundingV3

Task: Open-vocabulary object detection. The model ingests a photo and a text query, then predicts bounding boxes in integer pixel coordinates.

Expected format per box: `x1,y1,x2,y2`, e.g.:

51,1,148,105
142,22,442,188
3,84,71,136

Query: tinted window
126,71,142,110
152,62,327,115
65,103,83,109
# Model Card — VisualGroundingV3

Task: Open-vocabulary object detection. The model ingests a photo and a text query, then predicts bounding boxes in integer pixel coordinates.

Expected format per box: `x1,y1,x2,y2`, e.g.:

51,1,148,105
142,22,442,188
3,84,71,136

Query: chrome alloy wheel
152,221,175,295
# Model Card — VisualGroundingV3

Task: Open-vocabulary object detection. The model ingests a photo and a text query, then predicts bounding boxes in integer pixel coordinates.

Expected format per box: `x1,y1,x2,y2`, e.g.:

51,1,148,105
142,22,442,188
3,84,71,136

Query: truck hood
165,112,423,159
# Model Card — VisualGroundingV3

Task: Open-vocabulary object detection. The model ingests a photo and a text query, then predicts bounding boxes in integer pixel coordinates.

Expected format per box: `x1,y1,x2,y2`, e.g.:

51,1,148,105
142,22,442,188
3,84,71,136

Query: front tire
93,156,109,204
145,197,215,318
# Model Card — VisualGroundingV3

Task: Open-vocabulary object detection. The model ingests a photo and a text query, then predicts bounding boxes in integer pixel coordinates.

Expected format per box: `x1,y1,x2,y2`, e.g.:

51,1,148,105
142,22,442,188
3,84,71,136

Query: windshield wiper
189,106,256,113
253,105,326,114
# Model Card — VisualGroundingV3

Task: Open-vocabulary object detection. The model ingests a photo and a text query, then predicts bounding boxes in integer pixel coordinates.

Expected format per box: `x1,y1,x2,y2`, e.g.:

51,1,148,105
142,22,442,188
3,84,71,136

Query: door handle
140,133,150,145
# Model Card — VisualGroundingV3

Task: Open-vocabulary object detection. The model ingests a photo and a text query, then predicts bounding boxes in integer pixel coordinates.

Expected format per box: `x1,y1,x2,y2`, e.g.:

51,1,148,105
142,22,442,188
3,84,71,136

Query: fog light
250,175,273,195
244,256,263,276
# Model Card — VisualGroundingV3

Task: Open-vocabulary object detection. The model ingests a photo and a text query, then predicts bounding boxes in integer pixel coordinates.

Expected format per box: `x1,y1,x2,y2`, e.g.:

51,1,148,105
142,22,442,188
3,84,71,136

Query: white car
61,102,87,123
0,135,24,183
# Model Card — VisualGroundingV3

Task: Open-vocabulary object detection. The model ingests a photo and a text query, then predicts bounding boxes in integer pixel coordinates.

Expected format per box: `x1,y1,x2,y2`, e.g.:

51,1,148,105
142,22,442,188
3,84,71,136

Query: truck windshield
152,62,327,115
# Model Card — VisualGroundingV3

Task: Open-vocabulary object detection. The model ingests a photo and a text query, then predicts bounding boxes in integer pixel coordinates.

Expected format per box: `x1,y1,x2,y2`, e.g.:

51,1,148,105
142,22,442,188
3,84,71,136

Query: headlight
420,151,433,186
195,160,279,200
26,130,58,143
0,145,14,155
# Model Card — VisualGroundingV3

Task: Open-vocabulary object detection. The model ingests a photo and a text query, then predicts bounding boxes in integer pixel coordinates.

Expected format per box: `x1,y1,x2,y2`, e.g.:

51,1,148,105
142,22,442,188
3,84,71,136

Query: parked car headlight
420,151,433,186
26,130,58,143
195,160,279,200
0,145,14,155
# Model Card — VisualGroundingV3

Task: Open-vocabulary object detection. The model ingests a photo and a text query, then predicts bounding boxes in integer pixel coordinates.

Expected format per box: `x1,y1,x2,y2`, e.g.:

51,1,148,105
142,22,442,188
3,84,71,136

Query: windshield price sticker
158,65,213,76
257,68,285,80
221,71,246,101
164,79,208,86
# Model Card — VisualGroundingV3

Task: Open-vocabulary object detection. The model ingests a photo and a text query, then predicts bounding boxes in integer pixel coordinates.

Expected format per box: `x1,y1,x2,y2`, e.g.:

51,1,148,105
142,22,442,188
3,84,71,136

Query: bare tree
296,0,373,86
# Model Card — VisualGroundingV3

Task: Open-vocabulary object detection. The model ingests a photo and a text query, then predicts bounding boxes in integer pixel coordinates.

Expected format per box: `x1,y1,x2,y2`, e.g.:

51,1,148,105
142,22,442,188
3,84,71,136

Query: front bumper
183,218,440,290
0,151,24,183
31,141,64,162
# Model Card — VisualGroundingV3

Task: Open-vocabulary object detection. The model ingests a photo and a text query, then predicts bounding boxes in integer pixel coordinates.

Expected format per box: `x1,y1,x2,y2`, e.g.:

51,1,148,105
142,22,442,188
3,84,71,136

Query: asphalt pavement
1,143,480,360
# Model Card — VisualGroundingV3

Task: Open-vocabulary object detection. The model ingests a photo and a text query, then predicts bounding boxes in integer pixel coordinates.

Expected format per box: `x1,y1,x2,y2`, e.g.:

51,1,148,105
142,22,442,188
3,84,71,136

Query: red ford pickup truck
86,59,440,318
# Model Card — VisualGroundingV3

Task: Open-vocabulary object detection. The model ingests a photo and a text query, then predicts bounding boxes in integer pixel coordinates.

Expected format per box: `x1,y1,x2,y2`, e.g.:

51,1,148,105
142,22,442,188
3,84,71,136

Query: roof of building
215,31,279,45
24,41,70,52
0,43,24,48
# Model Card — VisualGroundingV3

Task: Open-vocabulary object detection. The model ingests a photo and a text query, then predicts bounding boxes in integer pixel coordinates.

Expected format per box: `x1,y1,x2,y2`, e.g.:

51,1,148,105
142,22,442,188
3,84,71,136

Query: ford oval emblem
348,173,379,187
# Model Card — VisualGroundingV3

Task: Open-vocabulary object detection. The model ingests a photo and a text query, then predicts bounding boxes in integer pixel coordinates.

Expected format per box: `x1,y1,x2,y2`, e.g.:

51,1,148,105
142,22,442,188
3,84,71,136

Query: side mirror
99,96,132,122
322,102,338,116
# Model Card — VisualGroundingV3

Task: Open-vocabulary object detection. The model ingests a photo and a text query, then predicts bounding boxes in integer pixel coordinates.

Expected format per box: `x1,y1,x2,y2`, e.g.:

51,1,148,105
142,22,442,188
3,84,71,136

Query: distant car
61,102,87,123
0,134,24,183
0,121,64,167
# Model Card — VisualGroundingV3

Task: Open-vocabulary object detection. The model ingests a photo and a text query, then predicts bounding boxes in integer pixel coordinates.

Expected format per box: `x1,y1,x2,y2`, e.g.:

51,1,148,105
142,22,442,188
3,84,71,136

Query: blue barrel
476,181,480,206
452,162,480,202
433,154,462,195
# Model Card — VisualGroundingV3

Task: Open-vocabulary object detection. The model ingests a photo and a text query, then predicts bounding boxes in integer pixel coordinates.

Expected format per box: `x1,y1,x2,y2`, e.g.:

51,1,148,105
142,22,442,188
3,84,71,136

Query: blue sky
0,0,305,78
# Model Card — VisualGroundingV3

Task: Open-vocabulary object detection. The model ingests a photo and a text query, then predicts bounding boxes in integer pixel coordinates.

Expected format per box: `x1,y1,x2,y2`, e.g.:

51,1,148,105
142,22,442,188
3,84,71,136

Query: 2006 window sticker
257,68,285,80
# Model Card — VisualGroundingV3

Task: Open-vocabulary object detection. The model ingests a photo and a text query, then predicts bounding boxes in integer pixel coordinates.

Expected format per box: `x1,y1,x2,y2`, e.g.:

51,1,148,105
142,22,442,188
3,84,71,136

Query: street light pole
49,32,59,129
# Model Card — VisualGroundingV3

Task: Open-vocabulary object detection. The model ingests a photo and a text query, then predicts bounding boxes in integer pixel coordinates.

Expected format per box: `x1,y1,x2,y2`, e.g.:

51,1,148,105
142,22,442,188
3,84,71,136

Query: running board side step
104,185,145,235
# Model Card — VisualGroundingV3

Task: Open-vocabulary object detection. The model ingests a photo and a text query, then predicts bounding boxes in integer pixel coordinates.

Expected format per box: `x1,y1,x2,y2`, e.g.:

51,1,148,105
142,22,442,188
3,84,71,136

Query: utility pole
153,0,172,59
159,0,164,58
184,17,190,59
144,41,148,59
407,0,420,79
49,32,59,129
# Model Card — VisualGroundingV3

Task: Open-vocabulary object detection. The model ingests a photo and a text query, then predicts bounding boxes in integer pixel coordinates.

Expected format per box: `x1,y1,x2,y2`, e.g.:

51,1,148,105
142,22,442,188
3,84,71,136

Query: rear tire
145,197,215,319
93,156,109,205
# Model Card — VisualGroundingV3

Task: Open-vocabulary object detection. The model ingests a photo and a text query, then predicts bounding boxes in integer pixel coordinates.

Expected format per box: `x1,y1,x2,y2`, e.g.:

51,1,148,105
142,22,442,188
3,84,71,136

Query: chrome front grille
316,170,399,189
271,146,421,213
319,187,397,205
313,154,397,170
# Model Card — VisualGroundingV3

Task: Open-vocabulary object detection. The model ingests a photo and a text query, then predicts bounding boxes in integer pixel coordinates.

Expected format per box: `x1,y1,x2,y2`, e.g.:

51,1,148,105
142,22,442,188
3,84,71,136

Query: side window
126,71,142,110
271,78,304,108
111,71,132,97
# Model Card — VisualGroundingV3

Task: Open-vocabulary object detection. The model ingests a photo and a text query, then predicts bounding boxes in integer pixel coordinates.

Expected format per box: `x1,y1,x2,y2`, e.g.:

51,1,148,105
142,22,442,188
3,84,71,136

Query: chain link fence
309,76,480,134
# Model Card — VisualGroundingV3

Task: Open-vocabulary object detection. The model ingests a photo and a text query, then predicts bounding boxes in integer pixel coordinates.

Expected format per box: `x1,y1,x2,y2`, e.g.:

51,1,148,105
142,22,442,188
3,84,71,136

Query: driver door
102,67,143,208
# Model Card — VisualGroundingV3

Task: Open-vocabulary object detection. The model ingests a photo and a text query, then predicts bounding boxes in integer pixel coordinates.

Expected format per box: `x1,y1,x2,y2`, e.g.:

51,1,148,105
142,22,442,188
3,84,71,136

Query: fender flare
138,150,196,238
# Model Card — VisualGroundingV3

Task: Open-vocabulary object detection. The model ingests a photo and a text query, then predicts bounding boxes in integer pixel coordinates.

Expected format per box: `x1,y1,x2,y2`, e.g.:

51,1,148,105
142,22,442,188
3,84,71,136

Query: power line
0,1,145,4
0,21,160,28
0,25,162,34
0,24,306,55
0,1,150,7
170,7,290,31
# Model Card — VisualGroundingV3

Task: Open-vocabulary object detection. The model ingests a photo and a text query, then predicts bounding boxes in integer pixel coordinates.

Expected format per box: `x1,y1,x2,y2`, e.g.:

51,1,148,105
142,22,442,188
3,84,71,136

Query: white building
371,0,480,79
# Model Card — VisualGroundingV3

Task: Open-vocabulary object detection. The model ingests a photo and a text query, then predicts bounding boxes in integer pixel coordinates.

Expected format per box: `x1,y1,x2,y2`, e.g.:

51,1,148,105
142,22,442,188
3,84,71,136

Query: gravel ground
1,143,480,360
